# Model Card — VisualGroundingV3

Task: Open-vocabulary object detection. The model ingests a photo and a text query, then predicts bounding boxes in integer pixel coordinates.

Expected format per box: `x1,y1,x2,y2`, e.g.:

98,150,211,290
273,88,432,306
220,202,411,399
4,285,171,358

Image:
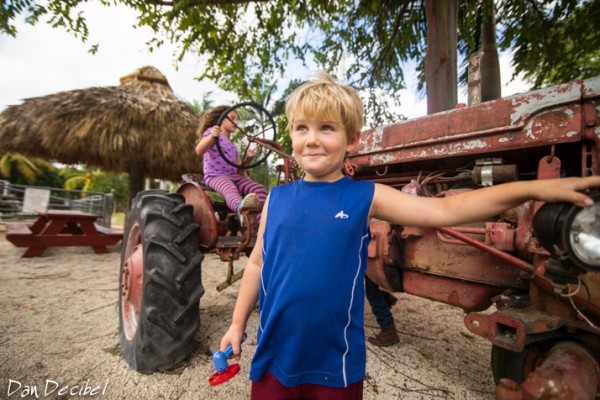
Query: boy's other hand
220,326,245,360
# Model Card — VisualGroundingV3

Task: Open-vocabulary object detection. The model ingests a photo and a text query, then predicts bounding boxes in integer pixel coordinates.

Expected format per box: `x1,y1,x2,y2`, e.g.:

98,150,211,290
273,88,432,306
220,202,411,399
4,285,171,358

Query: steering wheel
215,102,277,169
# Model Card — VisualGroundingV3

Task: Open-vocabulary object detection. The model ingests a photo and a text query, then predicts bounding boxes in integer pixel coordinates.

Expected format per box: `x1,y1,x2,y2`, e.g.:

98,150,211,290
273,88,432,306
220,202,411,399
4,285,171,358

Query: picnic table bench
5,209,123,258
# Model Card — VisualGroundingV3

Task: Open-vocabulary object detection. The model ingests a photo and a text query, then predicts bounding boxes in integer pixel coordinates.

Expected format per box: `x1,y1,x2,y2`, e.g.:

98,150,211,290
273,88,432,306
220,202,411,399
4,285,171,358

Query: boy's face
290,114,359,182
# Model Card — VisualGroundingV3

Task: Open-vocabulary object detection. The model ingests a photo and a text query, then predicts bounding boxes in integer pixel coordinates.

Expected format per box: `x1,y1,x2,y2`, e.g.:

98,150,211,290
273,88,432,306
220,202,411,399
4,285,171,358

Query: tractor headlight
533,192,600,272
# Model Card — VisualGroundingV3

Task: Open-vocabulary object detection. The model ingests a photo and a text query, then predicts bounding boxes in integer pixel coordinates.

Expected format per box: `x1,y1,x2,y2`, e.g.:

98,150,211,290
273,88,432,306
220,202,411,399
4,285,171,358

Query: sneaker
237,193,261,224
238,193,261,212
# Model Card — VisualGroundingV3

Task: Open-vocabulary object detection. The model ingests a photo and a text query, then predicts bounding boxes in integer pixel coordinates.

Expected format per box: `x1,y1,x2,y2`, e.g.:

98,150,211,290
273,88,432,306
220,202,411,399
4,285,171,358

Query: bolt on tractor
119,77,600,400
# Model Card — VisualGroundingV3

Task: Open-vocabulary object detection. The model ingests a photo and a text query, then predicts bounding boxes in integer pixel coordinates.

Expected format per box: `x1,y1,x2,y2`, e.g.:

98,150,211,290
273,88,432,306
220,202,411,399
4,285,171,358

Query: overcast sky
0,3,530,119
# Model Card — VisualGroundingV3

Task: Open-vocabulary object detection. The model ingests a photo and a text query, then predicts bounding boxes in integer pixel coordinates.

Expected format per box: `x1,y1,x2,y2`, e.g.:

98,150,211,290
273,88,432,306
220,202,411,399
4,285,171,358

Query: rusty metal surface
366,219,393,288
350,76,600,168
437,226,534,274
495,342,600,400
464,261,600,352
582,100,600,176
367,218,528,296
529,265,600,328
403,227,524,288
465,308,564,352
402,270,506,312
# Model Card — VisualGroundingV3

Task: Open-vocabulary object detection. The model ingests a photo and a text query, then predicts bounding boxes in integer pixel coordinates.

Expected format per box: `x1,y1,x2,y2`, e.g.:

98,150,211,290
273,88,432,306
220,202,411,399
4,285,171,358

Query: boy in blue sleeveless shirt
220,72,600,400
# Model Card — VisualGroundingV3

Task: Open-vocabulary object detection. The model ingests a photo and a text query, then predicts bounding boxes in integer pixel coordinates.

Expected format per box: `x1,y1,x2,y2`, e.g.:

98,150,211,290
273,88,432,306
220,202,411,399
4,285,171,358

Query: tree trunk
127,162,146,210
425,0,459,115
468,52,481,105
479,0,501,101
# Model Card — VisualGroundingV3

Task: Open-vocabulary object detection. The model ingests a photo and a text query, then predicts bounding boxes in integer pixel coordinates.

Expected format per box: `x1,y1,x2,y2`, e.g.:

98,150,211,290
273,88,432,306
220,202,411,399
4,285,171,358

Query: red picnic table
5,209,123,258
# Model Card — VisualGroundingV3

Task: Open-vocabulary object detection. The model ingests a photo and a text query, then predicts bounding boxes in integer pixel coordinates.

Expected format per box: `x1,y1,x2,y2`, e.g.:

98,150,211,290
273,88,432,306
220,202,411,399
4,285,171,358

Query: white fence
0,180,114,227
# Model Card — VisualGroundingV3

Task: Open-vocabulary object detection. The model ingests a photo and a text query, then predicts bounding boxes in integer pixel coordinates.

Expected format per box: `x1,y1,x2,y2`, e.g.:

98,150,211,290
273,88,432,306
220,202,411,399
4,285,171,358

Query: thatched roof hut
0,66,202,202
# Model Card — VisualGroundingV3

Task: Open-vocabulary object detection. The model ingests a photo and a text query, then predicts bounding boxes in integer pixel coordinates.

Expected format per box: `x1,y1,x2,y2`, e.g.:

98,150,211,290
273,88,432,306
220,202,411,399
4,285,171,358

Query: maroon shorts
250,371,363,400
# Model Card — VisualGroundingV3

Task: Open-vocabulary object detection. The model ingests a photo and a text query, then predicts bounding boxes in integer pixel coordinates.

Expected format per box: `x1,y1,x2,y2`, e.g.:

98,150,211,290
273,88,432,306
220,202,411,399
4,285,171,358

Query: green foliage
496,0,600,88
60,167,128,211
60,167,92,192
59,166,86,181
63,175,87,191
271,79,304,155
2,0,598,117
88,171,129,212
0,0,98,39
187,96,214,114
1,0,46,37
0,151,129,210
156,0,415,125
454,0,600,89
0,152,38,184
30,159,64,188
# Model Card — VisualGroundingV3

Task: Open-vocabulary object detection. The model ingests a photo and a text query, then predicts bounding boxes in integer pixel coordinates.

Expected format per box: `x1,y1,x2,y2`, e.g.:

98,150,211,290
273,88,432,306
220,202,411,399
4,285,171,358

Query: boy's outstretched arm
219,196,269,357
372,176,600,228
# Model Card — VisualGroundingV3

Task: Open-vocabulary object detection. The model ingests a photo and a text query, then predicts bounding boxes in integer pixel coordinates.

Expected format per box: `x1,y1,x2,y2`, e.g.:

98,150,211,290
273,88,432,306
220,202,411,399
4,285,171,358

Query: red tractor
119,77,600,399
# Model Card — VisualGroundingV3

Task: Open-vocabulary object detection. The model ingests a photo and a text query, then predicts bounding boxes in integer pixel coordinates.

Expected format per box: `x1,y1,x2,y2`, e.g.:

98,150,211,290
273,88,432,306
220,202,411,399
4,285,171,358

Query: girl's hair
197,105,230,138
285,72,364,139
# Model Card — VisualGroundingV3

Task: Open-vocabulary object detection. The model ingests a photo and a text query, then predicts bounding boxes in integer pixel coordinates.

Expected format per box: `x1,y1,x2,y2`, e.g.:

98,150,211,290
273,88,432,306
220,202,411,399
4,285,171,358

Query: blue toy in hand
209,333,247,386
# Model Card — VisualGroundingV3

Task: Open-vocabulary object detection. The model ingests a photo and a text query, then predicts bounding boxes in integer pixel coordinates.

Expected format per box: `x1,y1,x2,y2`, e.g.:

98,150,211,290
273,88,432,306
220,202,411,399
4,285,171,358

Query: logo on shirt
335,210,349,219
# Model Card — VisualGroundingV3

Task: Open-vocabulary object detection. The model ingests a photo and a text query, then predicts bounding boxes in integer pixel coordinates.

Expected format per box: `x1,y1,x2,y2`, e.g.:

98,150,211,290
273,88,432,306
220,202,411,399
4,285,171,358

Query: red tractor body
352,76,600,399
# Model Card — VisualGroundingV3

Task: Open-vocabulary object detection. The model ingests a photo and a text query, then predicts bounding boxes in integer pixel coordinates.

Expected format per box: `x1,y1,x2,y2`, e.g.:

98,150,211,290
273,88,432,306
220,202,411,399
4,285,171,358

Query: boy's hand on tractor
533,176,600,207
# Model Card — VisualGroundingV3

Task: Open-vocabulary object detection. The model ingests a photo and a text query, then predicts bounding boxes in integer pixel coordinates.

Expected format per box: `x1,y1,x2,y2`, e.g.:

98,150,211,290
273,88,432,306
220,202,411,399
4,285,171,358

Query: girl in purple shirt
195,105,267,221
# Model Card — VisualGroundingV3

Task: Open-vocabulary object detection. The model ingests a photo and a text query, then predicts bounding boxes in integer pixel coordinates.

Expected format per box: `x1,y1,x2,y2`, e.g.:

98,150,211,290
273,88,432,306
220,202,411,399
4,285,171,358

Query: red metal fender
177,182,218,250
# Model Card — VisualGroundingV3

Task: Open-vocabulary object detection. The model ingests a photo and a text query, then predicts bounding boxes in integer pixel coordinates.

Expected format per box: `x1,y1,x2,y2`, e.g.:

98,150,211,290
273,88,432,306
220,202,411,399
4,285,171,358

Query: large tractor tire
119,190,205,373
491,342,550,384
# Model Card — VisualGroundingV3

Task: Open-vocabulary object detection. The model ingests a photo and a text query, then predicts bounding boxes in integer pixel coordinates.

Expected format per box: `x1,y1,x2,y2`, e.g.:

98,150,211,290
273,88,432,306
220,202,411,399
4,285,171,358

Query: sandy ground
0,230,496,399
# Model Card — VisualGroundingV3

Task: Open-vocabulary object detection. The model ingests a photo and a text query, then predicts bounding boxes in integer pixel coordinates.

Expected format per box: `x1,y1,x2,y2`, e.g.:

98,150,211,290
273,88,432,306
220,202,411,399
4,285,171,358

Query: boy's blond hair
285,72,364,140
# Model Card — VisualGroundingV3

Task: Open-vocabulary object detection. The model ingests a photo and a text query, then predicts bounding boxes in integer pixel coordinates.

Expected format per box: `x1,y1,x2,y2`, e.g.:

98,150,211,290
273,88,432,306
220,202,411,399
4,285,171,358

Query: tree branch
146,0,269,6
365,1,411,81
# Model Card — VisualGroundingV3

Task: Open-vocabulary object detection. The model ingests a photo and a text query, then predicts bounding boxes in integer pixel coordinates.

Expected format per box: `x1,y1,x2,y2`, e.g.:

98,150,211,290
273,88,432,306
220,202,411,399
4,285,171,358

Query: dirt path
0,232,495,399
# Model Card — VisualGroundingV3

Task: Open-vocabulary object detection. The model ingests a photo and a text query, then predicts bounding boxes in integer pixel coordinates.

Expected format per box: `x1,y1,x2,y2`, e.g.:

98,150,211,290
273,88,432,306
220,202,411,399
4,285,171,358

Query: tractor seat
181,173,207,188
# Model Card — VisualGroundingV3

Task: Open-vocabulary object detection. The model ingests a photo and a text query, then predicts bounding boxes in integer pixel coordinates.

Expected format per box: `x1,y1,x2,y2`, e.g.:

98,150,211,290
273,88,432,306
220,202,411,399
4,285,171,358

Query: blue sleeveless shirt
249,176,375,388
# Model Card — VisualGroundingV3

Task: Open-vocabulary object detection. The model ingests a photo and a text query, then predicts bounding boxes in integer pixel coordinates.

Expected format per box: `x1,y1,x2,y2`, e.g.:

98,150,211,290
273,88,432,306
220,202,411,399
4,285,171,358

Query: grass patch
103,343,122,357
111,212,125,228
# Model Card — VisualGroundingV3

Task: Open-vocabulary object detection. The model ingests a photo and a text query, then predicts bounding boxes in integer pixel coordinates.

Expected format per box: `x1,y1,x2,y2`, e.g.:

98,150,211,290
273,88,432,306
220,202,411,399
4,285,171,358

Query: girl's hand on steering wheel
211,126,221,139
247,147,258,158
